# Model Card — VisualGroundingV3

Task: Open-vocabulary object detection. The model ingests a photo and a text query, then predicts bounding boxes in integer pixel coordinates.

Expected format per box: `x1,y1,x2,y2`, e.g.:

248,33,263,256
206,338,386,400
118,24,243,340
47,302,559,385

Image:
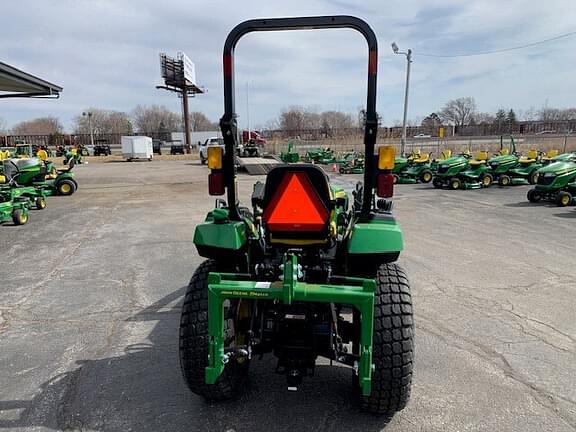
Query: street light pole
392,43,412,156
83,112,94,147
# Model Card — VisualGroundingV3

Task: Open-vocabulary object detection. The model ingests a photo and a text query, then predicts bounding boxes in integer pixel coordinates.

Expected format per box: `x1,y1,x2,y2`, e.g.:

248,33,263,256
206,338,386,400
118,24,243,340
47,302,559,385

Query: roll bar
219,16,379,220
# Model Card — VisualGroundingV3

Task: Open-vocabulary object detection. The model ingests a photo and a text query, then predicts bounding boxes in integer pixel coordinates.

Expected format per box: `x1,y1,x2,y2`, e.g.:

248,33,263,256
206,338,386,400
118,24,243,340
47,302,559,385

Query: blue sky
1,0,575,131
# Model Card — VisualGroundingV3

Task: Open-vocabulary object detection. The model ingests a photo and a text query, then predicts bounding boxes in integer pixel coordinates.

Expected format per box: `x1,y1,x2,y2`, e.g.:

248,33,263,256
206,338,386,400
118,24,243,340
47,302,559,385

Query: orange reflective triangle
263,172,328,232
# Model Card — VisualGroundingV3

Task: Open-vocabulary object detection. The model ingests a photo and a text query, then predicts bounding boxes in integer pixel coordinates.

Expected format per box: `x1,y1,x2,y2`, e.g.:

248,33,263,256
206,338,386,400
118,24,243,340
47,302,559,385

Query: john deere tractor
527,160,576,206
179,16,414,418
0,187,30,225
0,157,77,196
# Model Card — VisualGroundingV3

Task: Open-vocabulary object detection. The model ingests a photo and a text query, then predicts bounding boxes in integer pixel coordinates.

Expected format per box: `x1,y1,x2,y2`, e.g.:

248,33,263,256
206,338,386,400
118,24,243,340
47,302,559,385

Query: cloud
1,0,575,131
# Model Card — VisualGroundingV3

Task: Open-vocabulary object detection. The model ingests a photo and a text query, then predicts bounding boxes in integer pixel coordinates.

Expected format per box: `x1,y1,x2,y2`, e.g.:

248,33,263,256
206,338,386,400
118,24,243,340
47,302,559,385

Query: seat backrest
498,148,509,156
440,149,452,160
546,149,559,158
262,165,332,245
475,151,488,161
527,149,538,159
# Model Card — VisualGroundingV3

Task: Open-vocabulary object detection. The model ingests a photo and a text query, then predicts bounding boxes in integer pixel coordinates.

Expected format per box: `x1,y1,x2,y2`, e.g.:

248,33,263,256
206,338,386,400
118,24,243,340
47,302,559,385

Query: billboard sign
160,52,196,87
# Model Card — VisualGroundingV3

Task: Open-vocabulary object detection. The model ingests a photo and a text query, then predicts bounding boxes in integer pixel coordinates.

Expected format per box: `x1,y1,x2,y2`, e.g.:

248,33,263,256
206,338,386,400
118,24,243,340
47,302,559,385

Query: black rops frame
219,16,379,220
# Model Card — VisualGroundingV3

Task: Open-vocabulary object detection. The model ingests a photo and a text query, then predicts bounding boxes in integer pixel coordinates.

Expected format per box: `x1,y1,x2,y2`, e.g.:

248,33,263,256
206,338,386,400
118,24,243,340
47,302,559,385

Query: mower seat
543,149,559,161
469,151,488,166
262,164,332,246
497,149,510,156
407,149,421,161
413,153,430,163
519,149,538,164
440,149,452,160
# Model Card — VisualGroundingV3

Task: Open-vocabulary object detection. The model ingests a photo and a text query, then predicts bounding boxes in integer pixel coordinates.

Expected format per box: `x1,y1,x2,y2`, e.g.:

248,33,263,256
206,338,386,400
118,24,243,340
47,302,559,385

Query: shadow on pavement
0,287,392,432
553,211,576,218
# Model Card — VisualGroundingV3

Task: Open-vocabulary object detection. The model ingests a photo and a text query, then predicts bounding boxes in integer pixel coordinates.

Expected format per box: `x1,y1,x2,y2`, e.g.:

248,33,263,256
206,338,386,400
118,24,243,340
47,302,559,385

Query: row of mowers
280,142,366,174
0,156,78,226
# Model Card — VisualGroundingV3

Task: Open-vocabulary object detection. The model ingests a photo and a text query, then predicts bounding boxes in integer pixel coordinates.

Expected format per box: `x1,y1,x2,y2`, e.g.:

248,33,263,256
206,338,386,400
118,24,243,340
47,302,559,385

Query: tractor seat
440,149,452,160
469,151,488,166
413,153,430,163
261,164,332,246
519,150,538,164
542,149,559,160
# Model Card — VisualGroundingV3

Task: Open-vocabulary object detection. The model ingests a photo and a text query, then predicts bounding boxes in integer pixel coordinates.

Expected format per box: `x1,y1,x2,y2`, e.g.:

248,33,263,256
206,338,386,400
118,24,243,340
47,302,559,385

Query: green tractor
432,151,473,189
303,147,336,164
0,187,30,225
338,150,365,174
527,160,576,206
279,140,300,163
392,149,434,184
179,16,414,418
496,149,543,186
0,157,78,196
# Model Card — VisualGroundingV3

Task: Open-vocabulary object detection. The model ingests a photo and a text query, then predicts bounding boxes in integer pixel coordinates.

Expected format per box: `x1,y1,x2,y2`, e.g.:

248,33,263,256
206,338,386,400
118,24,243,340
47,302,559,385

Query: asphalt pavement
0,160,575,432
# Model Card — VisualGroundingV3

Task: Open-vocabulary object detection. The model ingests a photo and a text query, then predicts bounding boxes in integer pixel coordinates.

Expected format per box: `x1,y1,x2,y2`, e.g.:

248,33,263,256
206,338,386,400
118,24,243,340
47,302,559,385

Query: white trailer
121,136,153,161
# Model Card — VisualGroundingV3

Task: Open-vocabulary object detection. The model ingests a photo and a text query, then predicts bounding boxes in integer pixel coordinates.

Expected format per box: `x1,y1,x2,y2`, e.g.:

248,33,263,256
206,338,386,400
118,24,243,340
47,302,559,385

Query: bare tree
320,110,355,134
538,106,576,121
189,111,218,131
12,116,63,135
420,113,442,133
132,105,181,134
439,97,477,127
74,108,133,135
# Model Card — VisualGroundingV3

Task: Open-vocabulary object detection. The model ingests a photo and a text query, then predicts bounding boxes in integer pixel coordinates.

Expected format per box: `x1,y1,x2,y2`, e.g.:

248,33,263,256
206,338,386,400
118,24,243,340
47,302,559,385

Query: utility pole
82,111,94,147
392,43,412,156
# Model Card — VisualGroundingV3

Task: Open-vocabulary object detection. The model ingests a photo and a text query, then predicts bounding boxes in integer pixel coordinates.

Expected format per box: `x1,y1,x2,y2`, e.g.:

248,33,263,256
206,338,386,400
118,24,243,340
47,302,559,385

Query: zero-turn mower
279,140,300,163
527,160,576,206
179,16,414,418
0,186,30,225
0,157,77,196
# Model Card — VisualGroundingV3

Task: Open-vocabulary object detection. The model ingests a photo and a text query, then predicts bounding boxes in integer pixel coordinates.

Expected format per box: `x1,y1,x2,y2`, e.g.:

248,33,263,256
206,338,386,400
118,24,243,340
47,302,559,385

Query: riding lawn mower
527,160,576,206
179,16,414,419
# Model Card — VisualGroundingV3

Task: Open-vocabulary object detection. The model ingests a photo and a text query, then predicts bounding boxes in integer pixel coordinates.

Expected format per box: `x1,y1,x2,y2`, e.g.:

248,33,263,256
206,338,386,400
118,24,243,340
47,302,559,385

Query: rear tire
480,173,493,188
528,170,539,185
556,191,572,207
527,189,542,203
56,179,76,196
449,177,462,190
419,169,433,183
361,263,414,416
432,177,443,189
179,260,249,401
498,174,511,186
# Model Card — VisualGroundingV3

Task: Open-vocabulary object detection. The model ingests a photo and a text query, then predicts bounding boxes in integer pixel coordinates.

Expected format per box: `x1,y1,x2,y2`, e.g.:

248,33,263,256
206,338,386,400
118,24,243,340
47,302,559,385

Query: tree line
0,105,219,136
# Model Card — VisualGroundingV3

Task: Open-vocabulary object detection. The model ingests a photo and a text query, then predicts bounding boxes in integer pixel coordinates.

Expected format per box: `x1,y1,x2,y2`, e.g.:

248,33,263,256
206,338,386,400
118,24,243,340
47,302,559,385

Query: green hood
437,155,468,167
552,152,576,163
538,161,576,175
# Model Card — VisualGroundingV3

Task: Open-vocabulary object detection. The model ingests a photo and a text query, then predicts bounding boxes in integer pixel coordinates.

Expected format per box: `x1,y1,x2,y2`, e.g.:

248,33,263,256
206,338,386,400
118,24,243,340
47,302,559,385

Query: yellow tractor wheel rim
562,195,570,205
20,213,28,224
483,176,491,186
452,181,459,189
60,183,71,193
502,177,509,185
423,173,432,182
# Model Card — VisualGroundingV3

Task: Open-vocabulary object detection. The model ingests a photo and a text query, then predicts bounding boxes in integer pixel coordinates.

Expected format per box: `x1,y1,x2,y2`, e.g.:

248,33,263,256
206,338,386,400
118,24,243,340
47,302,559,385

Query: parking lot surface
1,160,575,431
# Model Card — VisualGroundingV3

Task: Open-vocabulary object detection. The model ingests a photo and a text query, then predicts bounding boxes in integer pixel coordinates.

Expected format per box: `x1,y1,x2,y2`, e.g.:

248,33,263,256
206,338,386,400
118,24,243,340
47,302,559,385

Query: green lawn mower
303,147,336,164
0,187,30,226
495,149,543,186
432,151,472,189
1,158,78,196
338,150,365,174
179,16,414,419
279,140,301,163
527,160,576,206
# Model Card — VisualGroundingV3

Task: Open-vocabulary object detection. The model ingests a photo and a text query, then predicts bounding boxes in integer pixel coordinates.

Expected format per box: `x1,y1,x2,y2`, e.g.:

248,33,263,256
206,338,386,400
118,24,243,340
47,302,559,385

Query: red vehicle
241,130,266,157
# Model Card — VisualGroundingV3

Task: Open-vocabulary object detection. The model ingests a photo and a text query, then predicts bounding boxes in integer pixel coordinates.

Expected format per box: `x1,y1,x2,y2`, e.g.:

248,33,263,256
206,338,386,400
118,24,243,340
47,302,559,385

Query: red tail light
376,173,394,198
209,171,225,196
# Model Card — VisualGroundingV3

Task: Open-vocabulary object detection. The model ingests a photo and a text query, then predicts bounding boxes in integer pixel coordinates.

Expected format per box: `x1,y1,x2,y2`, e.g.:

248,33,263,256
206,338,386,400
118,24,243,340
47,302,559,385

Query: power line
416,31,576,58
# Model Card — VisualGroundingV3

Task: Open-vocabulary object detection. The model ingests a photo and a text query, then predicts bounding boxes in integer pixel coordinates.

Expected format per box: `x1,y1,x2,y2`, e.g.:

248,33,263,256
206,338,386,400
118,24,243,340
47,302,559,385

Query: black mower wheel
449,177,462,190
432,177,443,189
393,174,400,184
528,170,539,185
419,169,433,183
35,196,47,210
361,263,414,416
556,191,573,207
498,174,511,186
480,173,493,188
179,260,249,401
12,209,28,225
57,179,76,196
527,189,542,203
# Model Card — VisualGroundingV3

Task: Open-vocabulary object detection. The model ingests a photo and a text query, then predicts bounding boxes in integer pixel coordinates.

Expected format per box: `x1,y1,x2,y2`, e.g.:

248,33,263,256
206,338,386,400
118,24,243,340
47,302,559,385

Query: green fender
347,217,404,254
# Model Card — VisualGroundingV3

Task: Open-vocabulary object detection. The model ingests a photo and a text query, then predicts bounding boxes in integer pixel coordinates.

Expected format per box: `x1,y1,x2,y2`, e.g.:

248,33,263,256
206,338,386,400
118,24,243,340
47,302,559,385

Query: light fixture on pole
391,42,412,156
82,111,94,147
